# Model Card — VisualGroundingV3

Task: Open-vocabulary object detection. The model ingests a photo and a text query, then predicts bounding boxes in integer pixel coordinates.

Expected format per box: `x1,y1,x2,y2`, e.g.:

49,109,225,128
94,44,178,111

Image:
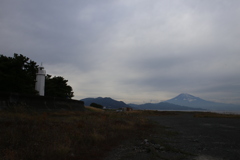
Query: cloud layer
1,0,240,104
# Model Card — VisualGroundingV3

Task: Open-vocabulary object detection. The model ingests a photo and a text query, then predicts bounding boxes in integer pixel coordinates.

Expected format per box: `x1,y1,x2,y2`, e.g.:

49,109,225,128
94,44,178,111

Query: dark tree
90,103,103,109
45,75,74,99
0,53,38,94
0,53,74,99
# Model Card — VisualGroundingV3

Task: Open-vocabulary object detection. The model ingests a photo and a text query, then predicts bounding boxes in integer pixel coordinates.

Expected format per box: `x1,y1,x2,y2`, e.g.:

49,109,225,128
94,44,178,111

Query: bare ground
104,112,240,160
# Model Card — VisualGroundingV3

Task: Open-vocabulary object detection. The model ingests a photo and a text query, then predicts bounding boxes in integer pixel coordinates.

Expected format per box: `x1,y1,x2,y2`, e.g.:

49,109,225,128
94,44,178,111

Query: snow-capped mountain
165,93,240,111
170,93,199,102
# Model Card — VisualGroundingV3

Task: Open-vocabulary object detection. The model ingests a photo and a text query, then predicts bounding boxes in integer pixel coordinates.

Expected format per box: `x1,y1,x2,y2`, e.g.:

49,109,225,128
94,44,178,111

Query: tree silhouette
0,53,38,94
0,53,74,99
90,103,103,109
45,75,74,99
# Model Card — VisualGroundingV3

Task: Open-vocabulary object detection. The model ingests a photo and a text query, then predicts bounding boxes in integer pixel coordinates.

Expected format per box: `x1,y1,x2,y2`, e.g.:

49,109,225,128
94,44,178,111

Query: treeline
0,53,74,99
90,103,104,109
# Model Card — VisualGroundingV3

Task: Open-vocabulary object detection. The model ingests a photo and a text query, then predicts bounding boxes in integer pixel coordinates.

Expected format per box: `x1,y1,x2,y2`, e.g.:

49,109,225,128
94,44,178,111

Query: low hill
80,97,131,109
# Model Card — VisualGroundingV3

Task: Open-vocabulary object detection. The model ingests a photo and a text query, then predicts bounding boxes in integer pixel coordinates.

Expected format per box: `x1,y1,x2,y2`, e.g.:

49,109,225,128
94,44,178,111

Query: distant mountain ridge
165,93,240,111
80,97,131,109
128,102,204,111
80,93,240,111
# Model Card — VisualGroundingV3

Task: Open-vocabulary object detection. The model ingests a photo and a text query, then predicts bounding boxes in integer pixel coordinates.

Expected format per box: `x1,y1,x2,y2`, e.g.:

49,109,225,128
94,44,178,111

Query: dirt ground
104,112,240,160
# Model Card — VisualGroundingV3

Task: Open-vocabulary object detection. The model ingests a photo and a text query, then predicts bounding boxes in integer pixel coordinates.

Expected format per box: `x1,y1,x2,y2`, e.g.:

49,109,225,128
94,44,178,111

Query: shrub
90,103,104,109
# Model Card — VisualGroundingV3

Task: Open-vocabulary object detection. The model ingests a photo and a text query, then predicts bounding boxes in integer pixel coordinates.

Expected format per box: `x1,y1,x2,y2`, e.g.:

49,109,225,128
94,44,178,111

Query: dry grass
0,109,152,160
85,106,104,112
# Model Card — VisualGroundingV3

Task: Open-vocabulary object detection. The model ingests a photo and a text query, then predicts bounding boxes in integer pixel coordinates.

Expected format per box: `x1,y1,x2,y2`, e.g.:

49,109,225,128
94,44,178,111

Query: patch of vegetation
0,53,74,98
0,109,152,160
85,106,104,112
90,103,104,109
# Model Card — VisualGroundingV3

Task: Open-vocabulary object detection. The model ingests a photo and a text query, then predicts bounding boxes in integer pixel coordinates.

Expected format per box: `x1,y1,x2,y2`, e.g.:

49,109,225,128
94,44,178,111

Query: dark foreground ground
105,112,240,160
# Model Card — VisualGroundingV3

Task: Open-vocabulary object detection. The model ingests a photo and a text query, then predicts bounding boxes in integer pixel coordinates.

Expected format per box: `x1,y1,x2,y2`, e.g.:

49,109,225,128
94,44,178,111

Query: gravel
104,112,240,160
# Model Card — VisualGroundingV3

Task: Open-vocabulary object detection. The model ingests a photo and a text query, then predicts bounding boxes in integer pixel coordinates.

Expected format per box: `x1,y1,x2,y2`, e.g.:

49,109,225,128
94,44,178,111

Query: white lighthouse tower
35,64,46,96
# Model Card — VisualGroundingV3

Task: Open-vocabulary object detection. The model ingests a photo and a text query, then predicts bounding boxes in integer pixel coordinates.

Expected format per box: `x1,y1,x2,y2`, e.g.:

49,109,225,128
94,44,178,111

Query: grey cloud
1,0,240,104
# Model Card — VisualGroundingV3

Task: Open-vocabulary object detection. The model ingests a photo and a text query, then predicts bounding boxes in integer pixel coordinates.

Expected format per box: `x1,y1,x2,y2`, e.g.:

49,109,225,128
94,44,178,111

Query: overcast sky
1,0,240,104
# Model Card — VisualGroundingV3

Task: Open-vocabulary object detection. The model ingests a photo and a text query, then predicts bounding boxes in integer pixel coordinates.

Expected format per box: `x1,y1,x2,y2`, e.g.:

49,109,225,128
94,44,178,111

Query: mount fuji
165,93,240,111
